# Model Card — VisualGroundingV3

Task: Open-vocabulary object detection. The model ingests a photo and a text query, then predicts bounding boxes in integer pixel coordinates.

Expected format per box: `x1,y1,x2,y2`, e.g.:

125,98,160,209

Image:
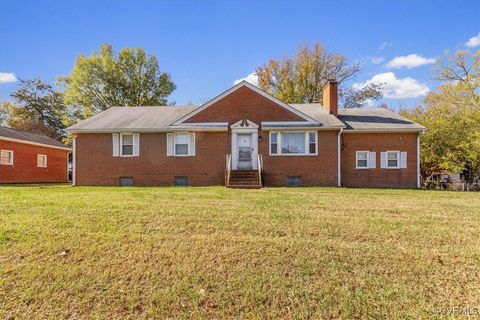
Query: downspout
72,135,76,186
337,128,343,187
417,132,421,189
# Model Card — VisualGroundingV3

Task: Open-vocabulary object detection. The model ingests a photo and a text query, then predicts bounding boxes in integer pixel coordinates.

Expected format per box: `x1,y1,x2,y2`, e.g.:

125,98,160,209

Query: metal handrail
226,154,232,186
257,154,263,187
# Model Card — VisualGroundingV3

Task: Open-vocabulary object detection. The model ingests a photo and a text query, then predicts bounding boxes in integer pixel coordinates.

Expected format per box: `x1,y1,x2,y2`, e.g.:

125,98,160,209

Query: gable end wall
184,86,305,124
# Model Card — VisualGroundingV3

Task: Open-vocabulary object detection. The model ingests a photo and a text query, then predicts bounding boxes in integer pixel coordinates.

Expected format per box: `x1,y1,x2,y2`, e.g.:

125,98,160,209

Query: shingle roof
0,126,69,149
289,103,346,127
67,106,200,132
66,102,424,133
337,108,425,131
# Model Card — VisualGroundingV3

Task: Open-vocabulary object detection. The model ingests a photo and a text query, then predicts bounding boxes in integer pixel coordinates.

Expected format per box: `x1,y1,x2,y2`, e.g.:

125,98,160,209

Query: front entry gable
173,81,318,125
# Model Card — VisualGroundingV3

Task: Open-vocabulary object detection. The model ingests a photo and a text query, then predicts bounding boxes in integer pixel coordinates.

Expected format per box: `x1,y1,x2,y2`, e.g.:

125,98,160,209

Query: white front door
237,134,252,169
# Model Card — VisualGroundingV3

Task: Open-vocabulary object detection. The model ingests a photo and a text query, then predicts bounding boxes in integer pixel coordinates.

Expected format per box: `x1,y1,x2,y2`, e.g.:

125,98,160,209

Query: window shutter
189,133,195,156
400,151,407,168
305,132,309,154
112,133,119,157
133,133,140,156
380,152,387,168
369,152,376,168
167,133,173,156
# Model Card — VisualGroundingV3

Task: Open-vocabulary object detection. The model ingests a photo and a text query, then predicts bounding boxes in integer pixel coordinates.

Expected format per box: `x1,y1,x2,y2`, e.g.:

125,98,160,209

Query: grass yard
0,186,479,319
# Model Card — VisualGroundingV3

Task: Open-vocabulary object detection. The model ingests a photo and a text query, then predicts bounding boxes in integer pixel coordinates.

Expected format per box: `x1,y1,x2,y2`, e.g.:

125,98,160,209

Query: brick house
0,126,70,183
67,81,424,188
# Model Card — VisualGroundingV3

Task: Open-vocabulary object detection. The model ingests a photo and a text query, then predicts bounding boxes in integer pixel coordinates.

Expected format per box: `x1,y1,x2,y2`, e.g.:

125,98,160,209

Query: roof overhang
67,124,229,134
261,121,345,131
342,128,425,133
172,81,320,125
0,136,71,151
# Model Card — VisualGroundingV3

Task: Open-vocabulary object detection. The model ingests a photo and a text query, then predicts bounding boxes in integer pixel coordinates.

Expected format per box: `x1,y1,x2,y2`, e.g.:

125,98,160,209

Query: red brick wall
75,131,419,188
75,130,340,187
73,86,418,188
185,86,304,124
341,132,419,188
0,140,69,183
260,130,339,186
75,132,229,186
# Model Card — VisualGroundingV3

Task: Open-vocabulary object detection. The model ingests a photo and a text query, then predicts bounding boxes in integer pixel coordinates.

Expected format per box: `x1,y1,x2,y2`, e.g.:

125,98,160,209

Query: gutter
72,137,76,186
66,126,229,134
416,129,426,189
342,128,425,133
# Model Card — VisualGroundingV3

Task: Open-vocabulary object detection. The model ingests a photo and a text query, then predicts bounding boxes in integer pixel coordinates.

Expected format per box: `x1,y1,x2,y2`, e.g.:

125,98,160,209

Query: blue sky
1,0,479,110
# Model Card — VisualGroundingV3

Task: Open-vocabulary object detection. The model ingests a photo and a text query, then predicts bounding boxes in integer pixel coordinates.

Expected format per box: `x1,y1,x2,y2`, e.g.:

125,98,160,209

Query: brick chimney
322,79,338,116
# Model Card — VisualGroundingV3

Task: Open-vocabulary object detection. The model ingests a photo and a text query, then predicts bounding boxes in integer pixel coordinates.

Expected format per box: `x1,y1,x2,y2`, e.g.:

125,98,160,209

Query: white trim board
337,129,342,186
342,128,425,133
417,134,421,188
68,126,228,133
72,137,76,186
172,81,319,125
262,126,341,131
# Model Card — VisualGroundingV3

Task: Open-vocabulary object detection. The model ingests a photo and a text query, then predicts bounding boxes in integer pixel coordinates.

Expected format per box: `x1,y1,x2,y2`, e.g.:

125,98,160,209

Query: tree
340,83,384,108
256,43,383,107
435,50,480,108
60,44,176,119
0,103,8,126
400,50,480,184
1,79,68,140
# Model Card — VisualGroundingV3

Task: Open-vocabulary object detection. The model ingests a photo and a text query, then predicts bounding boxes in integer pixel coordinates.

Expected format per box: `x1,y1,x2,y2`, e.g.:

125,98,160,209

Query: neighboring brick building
0,126,70,183
68,81,424,188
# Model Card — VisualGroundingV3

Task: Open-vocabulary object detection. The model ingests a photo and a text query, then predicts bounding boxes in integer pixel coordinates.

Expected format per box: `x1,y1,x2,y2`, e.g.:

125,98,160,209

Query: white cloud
386,54,435,69
371,57,385,64
378,42,392,51
233,72,258,86
353,72,429,99
0,72,17,84
466,33,480,48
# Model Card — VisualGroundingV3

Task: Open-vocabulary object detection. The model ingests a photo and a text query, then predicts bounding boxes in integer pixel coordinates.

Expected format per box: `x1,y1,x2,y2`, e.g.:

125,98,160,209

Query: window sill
269,153,317,157
355,167,370,170
1,163,13,166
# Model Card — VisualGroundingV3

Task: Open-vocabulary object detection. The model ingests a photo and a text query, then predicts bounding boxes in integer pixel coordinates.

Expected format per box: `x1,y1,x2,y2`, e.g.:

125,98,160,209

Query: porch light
258,135,263,143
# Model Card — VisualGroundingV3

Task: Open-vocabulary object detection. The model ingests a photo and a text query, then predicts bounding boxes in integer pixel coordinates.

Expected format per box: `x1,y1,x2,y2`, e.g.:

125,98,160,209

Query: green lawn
0,186,479,319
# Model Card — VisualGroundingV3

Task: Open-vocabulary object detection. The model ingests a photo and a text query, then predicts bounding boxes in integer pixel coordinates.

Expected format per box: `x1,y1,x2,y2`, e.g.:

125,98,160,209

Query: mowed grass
0,186,479,319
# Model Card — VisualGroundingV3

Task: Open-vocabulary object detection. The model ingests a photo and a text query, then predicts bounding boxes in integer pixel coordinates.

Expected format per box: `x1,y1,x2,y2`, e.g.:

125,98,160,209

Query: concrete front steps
227,170,262,189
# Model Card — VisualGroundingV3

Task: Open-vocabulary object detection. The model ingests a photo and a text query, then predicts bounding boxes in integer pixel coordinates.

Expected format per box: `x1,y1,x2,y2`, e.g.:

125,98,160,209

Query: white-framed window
175,133,189,156
37,154,47,168
113,133,139,157
381,151,407,169
356,151,369,169
167,132,195,157
0,150,13,165
386,151,400,168
120,133,134,156
269,131,317,156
